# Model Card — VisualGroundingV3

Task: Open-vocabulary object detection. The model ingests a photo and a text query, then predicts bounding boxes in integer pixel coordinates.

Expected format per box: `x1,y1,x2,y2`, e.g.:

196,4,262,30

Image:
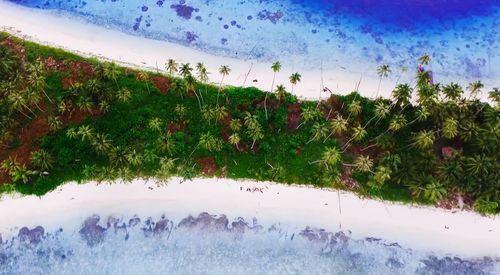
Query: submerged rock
420,256,493,275
18,226,44,244
79,215,107,246
178,212,229,231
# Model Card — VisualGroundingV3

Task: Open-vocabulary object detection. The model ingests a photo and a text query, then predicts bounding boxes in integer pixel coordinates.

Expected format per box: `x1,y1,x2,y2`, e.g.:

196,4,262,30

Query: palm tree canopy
419,54,432,65
179,63,193,77
377,64,391,78
271,61,281,73
166,59,179,74
413,130,435,150
289,72,302,85
322,147,341,167
219,65,231,76
392,84,412,106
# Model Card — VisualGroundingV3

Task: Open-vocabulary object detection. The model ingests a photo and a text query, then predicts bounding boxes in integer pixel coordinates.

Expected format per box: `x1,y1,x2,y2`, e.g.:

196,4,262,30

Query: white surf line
0,177,499,259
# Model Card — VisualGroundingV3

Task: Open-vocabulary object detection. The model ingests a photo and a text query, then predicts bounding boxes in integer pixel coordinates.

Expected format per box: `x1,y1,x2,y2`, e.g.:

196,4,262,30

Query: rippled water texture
1,213,499,274
8,0,500,83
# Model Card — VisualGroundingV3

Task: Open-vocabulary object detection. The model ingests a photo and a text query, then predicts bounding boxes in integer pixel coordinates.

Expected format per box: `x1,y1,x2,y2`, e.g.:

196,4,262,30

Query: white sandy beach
0,177,499,259
0,0,480,102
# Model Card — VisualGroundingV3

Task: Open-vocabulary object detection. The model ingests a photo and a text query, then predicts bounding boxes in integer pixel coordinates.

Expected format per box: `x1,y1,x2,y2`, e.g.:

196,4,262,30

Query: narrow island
1,32,498,215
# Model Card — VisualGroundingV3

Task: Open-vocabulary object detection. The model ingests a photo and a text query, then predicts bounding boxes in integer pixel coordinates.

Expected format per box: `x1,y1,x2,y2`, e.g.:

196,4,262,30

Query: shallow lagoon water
9,0,500,87
1,212,499,275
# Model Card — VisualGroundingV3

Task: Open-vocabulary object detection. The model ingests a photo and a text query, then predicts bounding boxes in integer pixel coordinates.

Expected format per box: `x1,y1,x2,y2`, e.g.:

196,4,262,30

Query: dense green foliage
1,33,499,214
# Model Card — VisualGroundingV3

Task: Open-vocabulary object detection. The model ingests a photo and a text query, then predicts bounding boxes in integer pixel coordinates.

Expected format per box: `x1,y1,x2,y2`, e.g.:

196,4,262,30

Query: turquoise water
8,0,500,86
1,213,499,274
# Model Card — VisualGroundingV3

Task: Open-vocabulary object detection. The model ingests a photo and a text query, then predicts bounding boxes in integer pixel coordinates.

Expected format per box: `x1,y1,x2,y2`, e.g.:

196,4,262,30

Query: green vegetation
1,32,499,215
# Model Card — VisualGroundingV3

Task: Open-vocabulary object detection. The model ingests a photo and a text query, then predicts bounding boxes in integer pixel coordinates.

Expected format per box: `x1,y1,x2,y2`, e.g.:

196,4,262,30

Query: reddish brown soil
167,122,186,133
286,103,301,132
1,37,26,63
60,60,96,89
196,156,218,176
151,75,171,94
0,108,101,184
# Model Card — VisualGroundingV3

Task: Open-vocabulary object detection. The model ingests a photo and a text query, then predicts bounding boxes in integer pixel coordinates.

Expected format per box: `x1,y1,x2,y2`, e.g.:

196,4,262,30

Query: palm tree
392,84,412,107
374,101,390,120
442,117,459,139
185,74,202,110
11,163,31,184
297,106,322,129
0,46,17,80
423,178,447,203
137,71,151,94
324,115,348,142
388,114,407,132
248,125,264,149
7,92,34,118
419,54,431,65
275,84,287,101
27,61,53,103
488,88,500,106
25,88,44,112
464,154,489,176
91,133,112,155
196,64,210,98
77,125,94,142
149,117,163,132
353,155,373,173
195,63,207,80
117,88,132,103
321,147,341,168
156,157,176,180
166,59,179,75
371,165,391,187
66,127,78,139
179,63,193,78
217,65,231,105
174,104,187,120
1,157,31,184
289,72,301,94
308,122,329,143
229,119,242,132
47,116,63,132
108,146,129,167
376,64,391,97
199,132,222,152
265,61,282,119
214,105,229,123
348,99,362,117
126,149,143,167
30,149,53,171
1,157,22,176
442,83,463,102
467,80,484,100
102,62,121,88
76,96,94,113
413,130,435,150
229,133,241,150
98,101,110,113
351,125,367,142
157,132,177,155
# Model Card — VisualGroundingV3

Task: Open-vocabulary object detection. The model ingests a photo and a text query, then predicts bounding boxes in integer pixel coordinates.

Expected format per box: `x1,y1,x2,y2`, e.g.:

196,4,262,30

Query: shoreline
0,1,496,102
1,177,499,259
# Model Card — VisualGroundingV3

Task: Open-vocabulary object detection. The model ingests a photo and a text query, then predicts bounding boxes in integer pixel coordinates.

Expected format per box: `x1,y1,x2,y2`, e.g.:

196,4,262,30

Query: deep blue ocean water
7,0,500,86
1,213,499,274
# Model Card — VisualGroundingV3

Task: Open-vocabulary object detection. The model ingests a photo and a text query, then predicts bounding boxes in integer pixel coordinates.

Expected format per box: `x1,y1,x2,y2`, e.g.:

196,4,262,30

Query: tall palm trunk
217,75,225,106
265,72,276,120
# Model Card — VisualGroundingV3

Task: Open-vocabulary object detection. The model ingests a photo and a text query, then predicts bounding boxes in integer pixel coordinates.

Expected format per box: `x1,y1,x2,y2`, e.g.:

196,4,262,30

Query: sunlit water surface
1,213,499,274
8,0,500,85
